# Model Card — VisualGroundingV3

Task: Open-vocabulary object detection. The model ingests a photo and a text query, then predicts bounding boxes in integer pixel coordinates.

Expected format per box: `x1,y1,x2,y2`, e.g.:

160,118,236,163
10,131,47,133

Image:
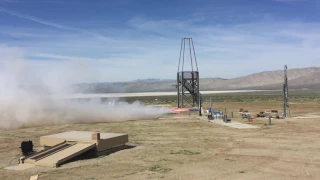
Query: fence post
269,116,271,125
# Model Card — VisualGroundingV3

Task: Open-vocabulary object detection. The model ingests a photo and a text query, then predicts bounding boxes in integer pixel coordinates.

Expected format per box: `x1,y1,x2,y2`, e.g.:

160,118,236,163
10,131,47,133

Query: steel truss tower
176,38,201,114
283,65,289,118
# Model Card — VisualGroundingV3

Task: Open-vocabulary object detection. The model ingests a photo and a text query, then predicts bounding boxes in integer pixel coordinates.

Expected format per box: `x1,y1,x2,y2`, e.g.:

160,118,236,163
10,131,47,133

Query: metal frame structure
176,38,201,115
283,65,289,118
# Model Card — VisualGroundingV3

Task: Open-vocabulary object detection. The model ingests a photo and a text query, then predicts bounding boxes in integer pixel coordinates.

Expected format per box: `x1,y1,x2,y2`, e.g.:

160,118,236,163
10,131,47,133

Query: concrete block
40,131,128,152
92,132,100,140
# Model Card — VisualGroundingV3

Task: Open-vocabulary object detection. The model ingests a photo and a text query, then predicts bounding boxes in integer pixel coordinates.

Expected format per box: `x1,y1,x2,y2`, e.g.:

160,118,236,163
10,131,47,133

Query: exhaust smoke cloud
0,47,170,130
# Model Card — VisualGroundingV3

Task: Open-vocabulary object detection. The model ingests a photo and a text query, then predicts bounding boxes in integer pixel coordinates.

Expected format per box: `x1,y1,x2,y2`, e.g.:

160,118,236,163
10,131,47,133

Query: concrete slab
5,131,130,169
34,143,96,167
292,115,320,119
4,164,35,171
30,175,39,180
208,119,259,129
40,131,128,152
158,116,192,120
24,142,74,164
4,131,129,170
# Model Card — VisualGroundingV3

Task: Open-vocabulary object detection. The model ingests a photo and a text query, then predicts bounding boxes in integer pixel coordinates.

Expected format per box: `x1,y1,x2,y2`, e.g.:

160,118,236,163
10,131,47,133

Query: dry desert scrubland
1,101,320,180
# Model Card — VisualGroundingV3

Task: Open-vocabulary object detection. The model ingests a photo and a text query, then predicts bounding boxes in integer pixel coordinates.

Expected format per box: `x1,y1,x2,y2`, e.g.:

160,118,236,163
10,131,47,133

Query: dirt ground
0,101,320,180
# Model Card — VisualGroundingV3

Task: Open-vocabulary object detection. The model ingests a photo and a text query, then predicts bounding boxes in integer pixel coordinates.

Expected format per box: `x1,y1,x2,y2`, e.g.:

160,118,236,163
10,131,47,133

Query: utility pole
283,65,289,118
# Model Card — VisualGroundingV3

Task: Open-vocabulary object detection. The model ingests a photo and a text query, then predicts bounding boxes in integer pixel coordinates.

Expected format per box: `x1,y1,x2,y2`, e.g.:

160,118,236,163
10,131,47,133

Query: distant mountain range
74,67,320,93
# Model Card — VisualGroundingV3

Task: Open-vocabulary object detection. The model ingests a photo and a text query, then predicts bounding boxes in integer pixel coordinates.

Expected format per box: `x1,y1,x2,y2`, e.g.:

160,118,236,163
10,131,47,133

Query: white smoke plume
0,46,170,130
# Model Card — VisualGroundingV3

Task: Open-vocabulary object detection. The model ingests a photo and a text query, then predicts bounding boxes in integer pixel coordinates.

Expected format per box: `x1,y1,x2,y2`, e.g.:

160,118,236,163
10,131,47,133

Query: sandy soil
0,101,320,180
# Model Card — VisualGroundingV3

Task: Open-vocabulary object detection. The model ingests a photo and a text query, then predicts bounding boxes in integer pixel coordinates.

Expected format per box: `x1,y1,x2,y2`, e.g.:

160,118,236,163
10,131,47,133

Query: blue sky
0,0,320,83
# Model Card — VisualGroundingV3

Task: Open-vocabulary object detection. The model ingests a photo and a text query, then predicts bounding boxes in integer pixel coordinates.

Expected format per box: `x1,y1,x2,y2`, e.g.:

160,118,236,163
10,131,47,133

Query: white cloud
0,6,111,41
273,0,306,2
0,0,21,3
124,17,320,77
0,8,319,82
0,44,25,60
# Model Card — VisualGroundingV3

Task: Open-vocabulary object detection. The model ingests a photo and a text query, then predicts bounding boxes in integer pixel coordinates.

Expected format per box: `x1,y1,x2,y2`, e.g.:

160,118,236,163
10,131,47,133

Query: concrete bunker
8,131,128,169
